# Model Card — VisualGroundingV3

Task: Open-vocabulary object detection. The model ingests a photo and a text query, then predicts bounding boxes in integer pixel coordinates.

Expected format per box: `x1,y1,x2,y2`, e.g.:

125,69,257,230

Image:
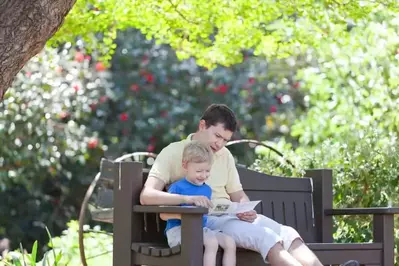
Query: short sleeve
225,152,243,194
204,185,212,200
168,182,180,194
148,144,175,184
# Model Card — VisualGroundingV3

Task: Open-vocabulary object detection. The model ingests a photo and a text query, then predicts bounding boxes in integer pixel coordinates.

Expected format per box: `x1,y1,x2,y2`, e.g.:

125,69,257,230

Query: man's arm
140,176,186,205
140,176,213,207
229,190,250,203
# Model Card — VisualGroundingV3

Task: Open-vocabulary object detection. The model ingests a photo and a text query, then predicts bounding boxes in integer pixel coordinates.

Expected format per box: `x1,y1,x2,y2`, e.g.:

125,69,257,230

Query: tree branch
0,0,77,101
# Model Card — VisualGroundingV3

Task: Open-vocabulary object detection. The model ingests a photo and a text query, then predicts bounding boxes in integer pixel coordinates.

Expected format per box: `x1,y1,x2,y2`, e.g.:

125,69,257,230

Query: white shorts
166,226,220,248
206,214,301,261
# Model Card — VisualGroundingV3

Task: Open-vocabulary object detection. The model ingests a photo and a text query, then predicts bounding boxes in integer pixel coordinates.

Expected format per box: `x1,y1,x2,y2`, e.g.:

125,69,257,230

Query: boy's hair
200,104,237,132
183,141,213,164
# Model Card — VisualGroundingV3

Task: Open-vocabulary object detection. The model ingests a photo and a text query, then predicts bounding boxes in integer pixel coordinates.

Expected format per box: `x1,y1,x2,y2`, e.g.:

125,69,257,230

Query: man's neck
191,132,199,141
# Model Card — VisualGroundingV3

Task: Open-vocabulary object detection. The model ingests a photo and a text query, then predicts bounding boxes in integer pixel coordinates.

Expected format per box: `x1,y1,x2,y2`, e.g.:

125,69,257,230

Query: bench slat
131,242,181,257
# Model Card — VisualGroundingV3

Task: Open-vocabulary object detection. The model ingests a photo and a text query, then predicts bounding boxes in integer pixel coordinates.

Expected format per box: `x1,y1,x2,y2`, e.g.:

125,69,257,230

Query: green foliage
46,221,112,266
0,221,111,266
1,28,304,253
291,10,399,145
50,0,399,68
252,129,399,260
0,43,109,252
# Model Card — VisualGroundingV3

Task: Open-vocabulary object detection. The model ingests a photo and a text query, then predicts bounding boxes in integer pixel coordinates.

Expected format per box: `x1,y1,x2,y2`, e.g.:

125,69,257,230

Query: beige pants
207,214,301,261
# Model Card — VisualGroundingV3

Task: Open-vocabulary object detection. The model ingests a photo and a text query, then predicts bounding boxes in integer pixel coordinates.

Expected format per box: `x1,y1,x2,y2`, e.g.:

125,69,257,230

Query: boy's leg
214,232,236,266
165,226,182,247
203,229,219,266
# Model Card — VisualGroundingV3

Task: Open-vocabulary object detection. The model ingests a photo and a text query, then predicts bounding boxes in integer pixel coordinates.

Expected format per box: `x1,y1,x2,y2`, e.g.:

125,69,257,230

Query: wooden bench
97,158,399,266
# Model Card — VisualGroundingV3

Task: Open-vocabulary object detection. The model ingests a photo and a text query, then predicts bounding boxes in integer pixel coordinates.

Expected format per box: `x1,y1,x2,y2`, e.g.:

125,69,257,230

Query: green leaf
30,241,38,266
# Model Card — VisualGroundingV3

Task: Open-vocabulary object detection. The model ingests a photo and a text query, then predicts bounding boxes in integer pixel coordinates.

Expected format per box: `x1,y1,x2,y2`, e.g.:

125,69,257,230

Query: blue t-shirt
165,178,212,233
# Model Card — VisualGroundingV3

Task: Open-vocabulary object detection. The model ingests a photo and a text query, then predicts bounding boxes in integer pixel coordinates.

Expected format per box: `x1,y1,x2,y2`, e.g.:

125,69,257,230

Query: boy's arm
160,183,182,221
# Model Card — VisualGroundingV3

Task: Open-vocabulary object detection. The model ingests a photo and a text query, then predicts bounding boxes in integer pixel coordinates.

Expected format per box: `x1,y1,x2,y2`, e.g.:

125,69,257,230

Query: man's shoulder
216,146,234,159
161,138,189,152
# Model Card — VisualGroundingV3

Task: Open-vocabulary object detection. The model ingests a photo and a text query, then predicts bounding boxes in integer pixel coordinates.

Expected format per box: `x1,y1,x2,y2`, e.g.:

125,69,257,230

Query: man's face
197,121,233,152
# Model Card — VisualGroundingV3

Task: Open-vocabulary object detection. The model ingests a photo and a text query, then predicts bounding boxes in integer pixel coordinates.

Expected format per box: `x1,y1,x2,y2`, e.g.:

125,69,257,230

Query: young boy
160,141,236,266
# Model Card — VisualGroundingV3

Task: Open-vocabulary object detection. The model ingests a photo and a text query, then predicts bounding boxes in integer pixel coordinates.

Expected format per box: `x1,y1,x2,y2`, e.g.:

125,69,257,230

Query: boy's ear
182,160,188,170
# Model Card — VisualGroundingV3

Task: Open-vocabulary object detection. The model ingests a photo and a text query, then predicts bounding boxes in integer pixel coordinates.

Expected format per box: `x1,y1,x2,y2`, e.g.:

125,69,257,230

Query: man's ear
182,160,188,170
198,119,207,131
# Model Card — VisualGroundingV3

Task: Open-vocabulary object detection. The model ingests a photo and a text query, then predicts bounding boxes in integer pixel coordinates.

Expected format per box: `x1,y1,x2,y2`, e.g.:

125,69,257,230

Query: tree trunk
0,0,76,101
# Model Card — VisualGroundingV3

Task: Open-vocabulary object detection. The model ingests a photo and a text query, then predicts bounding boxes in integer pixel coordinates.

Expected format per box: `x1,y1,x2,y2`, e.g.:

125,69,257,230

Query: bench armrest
133,205,208,214
325,207,399,216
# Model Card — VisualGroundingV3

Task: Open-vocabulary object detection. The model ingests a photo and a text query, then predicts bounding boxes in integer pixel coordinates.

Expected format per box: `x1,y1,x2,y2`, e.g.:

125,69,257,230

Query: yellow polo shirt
148,134,243,204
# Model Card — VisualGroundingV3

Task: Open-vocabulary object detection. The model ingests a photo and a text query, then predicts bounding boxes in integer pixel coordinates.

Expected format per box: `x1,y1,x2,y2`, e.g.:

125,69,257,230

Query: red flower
248,77,256,84
95,62,106,72
269,105,277,113
84,55,91,61
220,84,228,94
88,138,98,149
145,73,154,83
130,84,139,92
75,52,84,62
89,103,97,111
213,84,228,94
293,82,300,89
147,144,155,152
119,113,128,121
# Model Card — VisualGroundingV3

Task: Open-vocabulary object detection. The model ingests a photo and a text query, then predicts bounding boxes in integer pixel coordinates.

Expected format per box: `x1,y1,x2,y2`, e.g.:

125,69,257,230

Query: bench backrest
110,160,333,247
238,166,316,242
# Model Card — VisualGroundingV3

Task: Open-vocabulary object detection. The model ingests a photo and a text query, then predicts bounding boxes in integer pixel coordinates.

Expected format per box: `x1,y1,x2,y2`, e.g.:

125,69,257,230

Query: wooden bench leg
181,213,204,266
373,214,394,266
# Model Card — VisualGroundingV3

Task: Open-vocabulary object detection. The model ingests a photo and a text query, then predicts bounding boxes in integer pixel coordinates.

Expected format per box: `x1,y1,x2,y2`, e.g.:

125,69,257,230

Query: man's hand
184,195,213,208
237,210,257,223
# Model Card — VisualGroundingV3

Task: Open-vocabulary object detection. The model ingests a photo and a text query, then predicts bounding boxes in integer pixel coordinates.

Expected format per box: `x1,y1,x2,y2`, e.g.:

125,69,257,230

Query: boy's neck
185,177,203,186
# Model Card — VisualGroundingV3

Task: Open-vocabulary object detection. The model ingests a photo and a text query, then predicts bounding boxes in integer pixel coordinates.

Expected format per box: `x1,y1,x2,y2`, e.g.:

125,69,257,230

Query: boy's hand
184,195,213,208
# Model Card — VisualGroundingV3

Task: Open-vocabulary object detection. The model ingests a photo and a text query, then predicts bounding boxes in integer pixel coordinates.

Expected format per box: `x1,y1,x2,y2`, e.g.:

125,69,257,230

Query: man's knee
268,242,303,266
267,242,286,262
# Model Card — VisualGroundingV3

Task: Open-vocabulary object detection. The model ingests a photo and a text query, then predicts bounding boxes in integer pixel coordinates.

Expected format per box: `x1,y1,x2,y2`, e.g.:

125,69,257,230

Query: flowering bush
0,29,305,253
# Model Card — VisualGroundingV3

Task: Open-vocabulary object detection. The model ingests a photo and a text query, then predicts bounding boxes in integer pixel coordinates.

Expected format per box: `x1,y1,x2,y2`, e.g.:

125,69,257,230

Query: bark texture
0,0,76,101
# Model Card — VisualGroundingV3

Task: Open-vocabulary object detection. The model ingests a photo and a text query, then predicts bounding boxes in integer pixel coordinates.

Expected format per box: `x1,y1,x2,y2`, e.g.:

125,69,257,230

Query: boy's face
197,121,233,153
183,161,212,186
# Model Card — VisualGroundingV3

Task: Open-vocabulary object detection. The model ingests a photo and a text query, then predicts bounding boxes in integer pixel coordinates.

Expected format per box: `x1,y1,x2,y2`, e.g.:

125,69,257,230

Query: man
140,104,359,266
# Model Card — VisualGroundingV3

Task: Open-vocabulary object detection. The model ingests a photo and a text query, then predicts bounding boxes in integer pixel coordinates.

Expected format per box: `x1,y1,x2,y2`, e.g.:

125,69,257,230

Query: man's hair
200,104,237,132
183,141,213,164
